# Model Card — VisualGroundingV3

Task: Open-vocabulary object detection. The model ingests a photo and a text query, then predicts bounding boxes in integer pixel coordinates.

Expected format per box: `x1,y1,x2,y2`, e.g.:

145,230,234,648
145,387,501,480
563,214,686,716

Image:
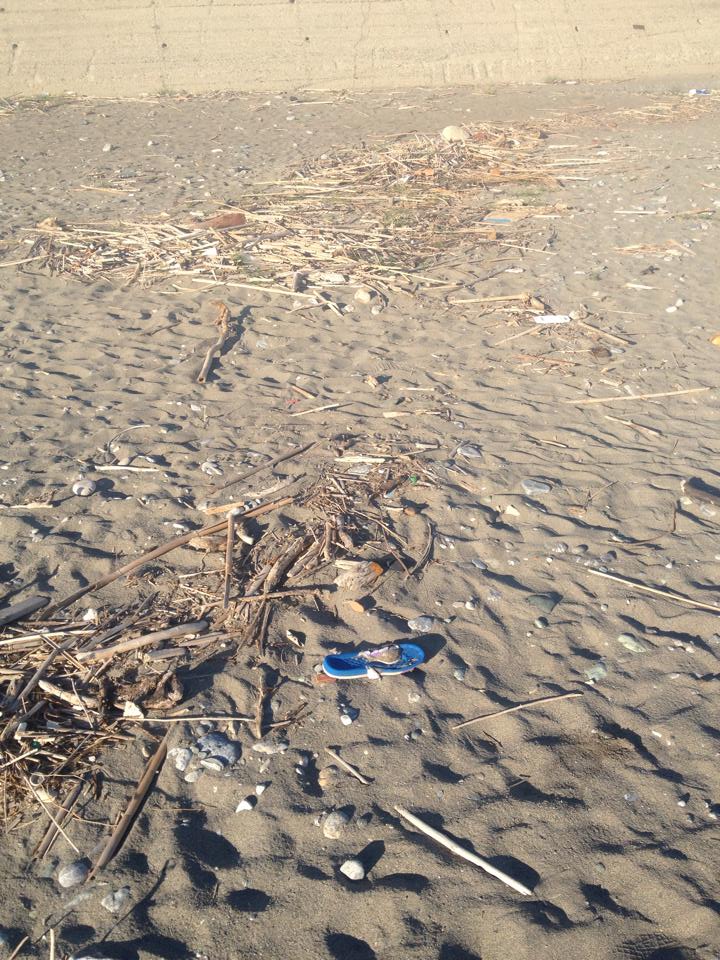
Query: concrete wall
1,1,718,97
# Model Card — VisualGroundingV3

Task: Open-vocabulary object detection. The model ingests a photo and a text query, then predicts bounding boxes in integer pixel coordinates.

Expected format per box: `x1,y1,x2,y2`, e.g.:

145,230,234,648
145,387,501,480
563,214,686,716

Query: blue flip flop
322,642,425,680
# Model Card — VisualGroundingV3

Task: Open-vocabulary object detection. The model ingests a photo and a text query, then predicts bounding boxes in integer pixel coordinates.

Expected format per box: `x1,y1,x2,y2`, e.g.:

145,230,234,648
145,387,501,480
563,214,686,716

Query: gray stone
617,633,649,654
339,858,365,881
521,478,552,495
527,593,560,615
58,859,90,889
323,810,351,839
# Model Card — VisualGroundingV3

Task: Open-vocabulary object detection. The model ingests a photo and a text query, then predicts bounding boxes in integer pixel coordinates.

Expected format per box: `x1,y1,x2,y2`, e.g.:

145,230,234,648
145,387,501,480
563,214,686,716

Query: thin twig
588,569,720,612
452,691,583,730
561,386,709,405
324,747,371,785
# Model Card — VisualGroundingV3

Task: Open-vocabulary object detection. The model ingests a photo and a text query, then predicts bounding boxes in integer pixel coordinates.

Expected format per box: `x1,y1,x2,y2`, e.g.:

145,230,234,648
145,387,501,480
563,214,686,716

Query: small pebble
339,858,366,881
407,615,433,633
570,544,588,555
471,558,487,570
318,766,340,790
102,142,112,152
453,665,467,682
551,541,569,554
101,886,132,914
197,732,241,766
457,443,482,459
184,769,201,783
617,633,649,654
521,478,552,495
236,796,257,812
354,289,372,303
323,809,351,839
255,782,269,795
72,479,96,497
58,859,90,889
584,662,608,682
340,713,354,726
534,616,549,629
252,740,288,755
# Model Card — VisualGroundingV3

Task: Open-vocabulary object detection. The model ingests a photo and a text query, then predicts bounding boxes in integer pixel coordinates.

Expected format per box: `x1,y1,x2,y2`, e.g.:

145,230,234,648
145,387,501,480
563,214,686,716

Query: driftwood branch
394,805,532,896
197,300,230,384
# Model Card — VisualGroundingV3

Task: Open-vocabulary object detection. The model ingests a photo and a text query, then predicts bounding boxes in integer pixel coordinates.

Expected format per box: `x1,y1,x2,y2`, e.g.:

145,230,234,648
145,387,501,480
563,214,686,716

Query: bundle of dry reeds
0,445,430,826
13,122,593,291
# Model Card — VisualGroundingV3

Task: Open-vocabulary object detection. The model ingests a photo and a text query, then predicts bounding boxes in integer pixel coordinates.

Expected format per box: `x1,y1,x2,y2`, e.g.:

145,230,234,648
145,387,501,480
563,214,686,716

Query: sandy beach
0,82,719,960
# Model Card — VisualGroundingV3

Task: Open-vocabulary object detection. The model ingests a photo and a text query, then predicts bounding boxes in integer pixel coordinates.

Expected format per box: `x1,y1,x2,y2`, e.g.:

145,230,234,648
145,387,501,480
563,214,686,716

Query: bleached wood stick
588,569,720,612
561,386,709,405
452,692,583,730
394,805,533,896
324,747,371,785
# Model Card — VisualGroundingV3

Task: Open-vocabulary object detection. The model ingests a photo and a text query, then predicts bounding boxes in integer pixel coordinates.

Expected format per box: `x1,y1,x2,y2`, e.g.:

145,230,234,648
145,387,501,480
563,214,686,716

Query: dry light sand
0,82,719,960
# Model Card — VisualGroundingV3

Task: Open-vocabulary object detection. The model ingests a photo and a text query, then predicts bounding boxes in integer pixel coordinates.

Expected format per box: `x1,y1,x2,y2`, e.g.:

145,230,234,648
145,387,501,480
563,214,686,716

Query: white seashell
354,289,372,303
170,747,193,772
72,479,96,497
200,460,223,476
339,858,365,881
441,125,470,143
323,809,351,839
340,713,353,726
58,859,89,888
82,608,98,622
100,885,131,914
255,782,269,795
236,796,257,812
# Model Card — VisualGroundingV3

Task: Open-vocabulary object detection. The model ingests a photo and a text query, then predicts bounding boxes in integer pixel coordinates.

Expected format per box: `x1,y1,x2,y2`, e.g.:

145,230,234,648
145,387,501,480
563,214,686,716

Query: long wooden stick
215,440,317,493
561,386,709,405
222,513,235,609
34,776,87,859
324,747,371,785
88,732,169,880
44,496,294,615
394,805,533,896
77,620,208,662
0,595,49,627
588,569,720,612
452,691,583,730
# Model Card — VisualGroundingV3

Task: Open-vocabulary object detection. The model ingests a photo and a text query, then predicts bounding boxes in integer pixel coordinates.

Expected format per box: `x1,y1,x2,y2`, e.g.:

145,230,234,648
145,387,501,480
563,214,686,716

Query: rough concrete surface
1,0,719,97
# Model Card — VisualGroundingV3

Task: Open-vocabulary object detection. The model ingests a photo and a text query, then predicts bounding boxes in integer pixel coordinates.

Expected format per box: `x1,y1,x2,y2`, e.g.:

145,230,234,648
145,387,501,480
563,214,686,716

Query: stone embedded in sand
534,616,549,629
236,796,257,812
58,859,90,888
617,633,648,654
72,479,96,497
584,662,608,682
339,858,366,881
457,443,482,459
441,125,469,143
169,747,193,772
318,765,340,790
407,615,433,633
101,886,132,914
323,809,351,839
527,593,560,615
196,731,241,766
354,289,373,303
521,478,552,495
